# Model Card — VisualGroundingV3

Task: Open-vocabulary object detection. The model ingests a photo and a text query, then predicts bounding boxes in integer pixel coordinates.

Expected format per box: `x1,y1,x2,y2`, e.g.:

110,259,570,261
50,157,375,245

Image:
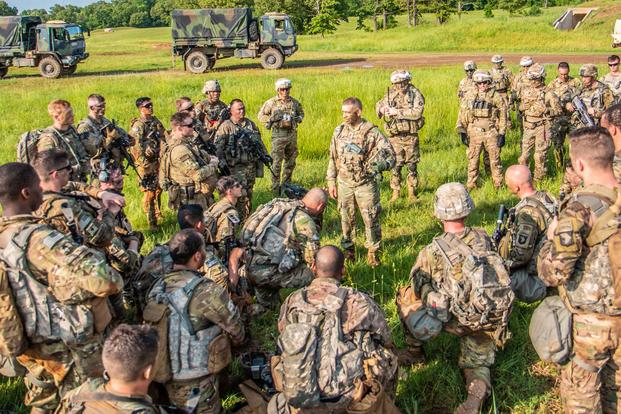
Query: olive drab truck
172,8,298,72
0,16,89,79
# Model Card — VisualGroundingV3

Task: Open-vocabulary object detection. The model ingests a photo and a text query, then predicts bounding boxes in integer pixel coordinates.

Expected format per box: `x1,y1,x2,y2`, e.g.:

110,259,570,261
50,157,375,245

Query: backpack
529,295,572,364
0,260,26,357
276,287,364,408
16,129,44,163
433,233,514,345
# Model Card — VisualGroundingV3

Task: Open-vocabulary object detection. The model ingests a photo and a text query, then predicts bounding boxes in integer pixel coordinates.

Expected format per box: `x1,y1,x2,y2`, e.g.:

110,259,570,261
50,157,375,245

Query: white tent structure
553,7,598,31
613,19,621,48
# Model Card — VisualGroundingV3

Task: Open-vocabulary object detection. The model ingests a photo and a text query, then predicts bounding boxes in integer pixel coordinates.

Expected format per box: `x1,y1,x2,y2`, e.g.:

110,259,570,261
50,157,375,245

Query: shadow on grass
1,67,170,80
213,57,367,72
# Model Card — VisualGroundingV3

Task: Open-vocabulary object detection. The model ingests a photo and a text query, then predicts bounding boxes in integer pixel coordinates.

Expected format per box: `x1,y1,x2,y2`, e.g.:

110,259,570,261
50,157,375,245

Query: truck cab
260,13,297,57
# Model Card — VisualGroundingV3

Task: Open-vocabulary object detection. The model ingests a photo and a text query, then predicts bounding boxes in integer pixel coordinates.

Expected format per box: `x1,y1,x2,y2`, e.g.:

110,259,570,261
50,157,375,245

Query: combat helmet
434,182,475,221
275,78,292,90
526,63,546,80
579,64,598,78
520,56,534,67
202,80,221,94
491,55,504,64
390,70,412,84
464,60,477,71
472,70,492,84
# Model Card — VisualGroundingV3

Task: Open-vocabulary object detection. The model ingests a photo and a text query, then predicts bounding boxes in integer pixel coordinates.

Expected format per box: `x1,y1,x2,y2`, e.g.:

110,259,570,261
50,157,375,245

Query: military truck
172,8,297,72
0,16,89,79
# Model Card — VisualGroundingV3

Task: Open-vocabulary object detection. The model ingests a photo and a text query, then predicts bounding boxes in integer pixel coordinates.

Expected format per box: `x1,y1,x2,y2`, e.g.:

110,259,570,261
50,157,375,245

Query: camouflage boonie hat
491,55,504,64
472,70,492,84
464,60,477,71
390,70,411,84
434,182,474,220
579,64,598,78
520,56,534,67
202,80,221,94
275,78,292,90
527,63,546,80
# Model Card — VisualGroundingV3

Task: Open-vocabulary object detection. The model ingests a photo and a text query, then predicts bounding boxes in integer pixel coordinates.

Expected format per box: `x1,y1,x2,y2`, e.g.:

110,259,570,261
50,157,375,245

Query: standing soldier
159,112,219,210
456,70,507,190
490,55,513,125
326,97,395,267
195,80,229,139
547,62,582,170
204,176,242,263
129,97,167,230
511,56,534,133
458,61,478,102
376,70,425,202
538,127,621,413
257,78,304,195
517,63,563,181
600,55,621,103
215,99,268,220
568,64,615,128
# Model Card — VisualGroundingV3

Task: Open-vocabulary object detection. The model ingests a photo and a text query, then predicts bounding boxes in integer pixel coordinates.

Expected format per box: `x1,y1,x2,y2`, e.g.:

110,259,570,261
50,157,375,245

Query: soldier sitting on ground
204,176,242,263
498,165,556,303
269,245,399,414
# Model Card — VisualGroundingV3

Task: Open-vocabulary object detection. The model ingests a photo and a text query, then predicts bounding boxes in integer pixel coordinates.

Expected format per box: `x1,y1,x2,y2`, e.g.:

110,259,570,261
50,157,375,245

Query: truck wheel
63,65,78,75
39,57,62,79
260,48,284,70
248,20,259,41
0,67,7,79
186,51,210,74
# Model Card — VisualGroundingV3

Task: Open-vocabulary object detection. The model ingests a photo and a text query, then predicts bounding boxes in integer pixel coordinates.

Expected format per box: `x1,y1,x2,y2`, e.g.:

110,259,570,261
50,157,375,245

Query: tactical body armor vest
383,86,424,136
520,86,548,121
333,121,377,183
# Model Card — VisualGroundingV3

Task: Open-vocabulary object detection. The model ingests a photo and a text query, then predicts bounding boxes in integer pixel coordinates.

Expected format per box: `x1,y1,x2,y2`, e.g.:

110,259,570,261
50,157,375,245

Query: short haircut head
175,97,193,112
230,98,244,107
558,62,570,70
216,176,240,194
87,94,105,106
342,97,362,110
47,99,71,118
169,228,204,265
604,103,621,129
314,245,345,279
0,163,39,204
569,127,615,170
102,324,158,382
135,97,151,108
608,55,620,63
32,149,70,181
177,204,204,229
170,111,191,127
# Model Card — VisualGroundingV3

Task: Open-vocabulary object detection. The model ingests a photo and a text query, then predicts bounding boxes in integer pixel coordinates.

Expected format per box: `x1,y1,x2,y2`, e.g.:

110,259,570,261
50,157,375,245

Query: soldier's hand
386,107,398,117
459,132,469,146
328,184,337,199
566,103,575,113
99,191,125,212
547,217,559,240
587,107,595,116
497,134,506,148
229,269,240,287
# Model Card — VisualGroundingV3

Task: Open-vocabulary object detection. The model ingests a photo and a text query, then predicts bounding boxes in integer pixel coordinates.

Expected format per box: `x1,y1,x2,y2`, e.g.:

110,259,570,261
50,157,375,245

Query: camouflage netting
0,16,41,48
172,8,251,41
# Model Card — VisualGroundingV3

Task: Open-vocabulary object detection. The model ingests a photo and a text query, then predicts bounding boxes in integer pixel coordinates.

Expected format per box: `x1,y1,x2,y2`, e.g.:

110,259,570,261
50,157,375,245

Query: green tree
431,0,454,24
20,9,49,19
307,0,341,36
0,1,17,16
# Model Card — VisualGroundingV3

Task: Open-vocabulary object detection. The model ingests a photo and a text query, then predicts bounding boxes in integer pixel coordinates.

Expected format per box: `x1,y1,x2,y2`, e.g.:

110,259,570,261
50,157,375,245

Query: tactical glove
460,132,469,146
497,134,506,148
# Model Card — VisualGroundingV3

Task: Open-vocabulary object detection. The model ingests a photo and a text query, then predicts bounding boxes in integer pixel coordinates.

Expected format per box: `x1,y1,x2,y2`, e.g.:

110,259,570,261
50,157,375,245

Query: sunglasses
142,103,153,109
51,164,72,174
609,63,619,67
180,122,194,128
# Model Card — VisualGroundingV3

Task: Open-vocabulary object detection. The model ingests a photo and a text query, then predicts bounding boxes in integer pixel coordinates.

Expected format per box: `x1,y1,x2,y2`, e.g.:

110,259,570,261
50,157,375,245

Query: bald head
504,164,535,197
313,245,345,280
302,188,328,216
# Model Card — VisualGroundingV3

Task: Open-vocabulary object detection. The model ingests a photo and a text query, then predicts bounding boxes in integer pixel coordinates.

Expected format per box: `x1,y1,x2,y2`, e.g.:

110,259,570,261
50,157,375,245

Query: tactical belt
496,88,508,93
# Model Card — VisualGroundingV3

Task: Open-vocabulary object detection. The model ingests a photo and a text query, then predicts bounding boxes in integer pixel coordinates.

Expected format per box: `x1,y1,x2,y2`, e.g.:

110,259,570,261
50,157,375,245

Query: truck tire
260,48,284,70
186,50,210,74
248,20,259,41
39,57,62,79
63,65,78,76
0,67,7,79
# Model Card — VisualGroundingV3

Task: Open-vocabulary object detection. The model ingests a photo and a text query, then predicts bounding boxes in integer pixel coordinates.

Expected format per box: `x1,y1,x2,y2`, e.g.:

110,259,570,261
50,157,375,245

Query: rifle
193,133,231,176
207,107,231,142
571,96,595,127
492,204,508,250
247,132,276,178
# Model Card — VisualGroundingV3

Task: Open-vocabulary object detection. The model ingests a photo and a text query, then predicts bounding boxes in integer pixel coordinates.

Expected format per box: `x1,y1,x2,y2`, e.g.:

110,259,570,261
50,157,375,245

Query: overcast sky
8,0,97,11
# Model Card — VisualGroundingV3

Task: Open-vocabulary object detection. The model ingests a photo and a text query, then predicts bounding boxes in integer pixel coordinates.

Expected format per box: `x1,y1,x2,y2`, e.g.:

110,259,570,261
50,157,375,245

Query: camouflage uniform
269,277,397,413
615,151,621,185
546,75,581,169
0,215,123,411
205,197,240,262
459,69,491,174
129,116,167,228
160,131,219,210
77,116,133,177
215,118,266,220
600,72,621,104
37,126,90,182
538,184,621,413
498,191,556,302
195,99,228,136
490,65,513,124
457,83,507,189
375,81,425,198
257,94,304,193
326,120,395,256
511,66,530,132
243,199,320,308
571,80,615,128
58,377,161,413
145,269,244,414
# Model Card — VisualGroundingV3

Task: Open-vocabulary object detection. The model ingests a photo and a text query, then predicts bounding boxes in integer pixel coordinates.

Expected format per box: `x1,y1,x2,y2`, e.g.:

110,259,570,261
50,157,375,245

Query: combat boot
455,369,490,414
367,250,380,267
390,188,400,202
407,186,418,203
344,247,356,262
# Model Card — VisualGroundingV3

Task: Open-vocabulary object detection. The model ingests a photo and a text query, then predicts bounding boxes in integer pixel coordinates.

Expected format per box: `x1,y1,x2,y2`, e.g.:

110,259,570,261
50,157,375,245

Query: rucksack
433,233,514,345
277,287,364,408
529,295,572,364
16,129,44,164
0,260,26,358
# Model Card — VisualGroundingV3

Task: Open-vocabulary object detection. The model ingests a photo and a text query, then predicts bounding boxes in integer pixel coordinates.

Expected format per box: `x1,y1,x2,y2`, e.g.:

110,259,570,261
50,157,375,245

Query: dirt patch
591,3,621,19
152,42,171,50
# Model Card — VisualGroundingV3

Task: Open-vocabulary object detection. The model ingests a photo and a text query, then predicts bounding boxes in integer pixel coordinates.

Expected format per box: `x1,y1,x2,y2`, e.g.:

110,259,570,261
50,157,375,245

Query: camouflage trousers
231,164,257,222
518,120,551,181
166,374,221,414
168,186,214,211
497,91,511,127
550,116,573,171
138,171,162,227
337,179,381,253
271,129,298,193
388,134,420,193
268,392,349,414
245,259,313,308
560,313,621,414
466,126,503,189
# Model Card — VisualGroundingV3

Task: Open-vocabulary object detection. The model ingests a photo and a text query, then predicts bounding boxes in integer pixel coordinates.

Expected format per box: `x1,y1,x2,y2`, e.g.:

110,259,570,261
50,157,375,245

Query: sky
8,0,97,11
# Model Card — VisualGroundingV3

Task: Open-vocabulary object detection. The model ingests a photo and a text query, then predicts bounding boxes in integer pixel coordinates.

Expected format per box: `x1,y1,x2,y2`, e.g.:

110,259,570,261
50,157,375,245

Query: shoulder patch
42,230,65,249
226,213,240,225
205,256,219,267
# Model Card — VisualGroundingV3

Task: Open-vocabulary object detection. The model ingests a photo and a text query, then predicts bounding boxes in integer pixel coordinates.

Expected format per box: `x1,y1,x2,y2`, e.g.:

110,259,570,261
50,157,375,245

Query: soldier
257,78,304,195
160,112,219,210
204,176,242,263
376,70,425,202
537,127,621,413
37,99,91,182
215,99,267,220
396,183,513,414
456,70,507,190
517,63,563,181
58,324,163,414
458,61,478,102
77,94,133,180
567,64,615,128
490,55,513,124
129,97,167,230
233,188,326,314
600,55,621,103
268,245,398,414
326,97,396,267
0,162,123,412
601,103,621,183
498,165,555,303
143,229,245,414
547,62,581,170
195,80,229,137
511,56,534,132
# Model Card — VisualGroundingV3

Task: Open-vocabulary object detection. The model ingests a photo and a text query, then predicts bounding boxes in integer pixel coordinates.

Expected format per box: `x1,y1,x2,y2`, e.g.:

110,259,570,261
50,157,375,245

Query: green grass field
0,2,616,412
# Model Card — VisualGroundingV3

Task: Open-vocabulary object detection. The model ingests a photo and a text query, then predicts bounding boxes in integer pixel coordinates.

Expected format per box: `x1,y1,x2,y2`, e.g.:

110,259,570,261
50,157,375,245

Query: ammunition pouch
180,185,196,203
472,100,493,118
168,185,180,205
278,114,294,130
